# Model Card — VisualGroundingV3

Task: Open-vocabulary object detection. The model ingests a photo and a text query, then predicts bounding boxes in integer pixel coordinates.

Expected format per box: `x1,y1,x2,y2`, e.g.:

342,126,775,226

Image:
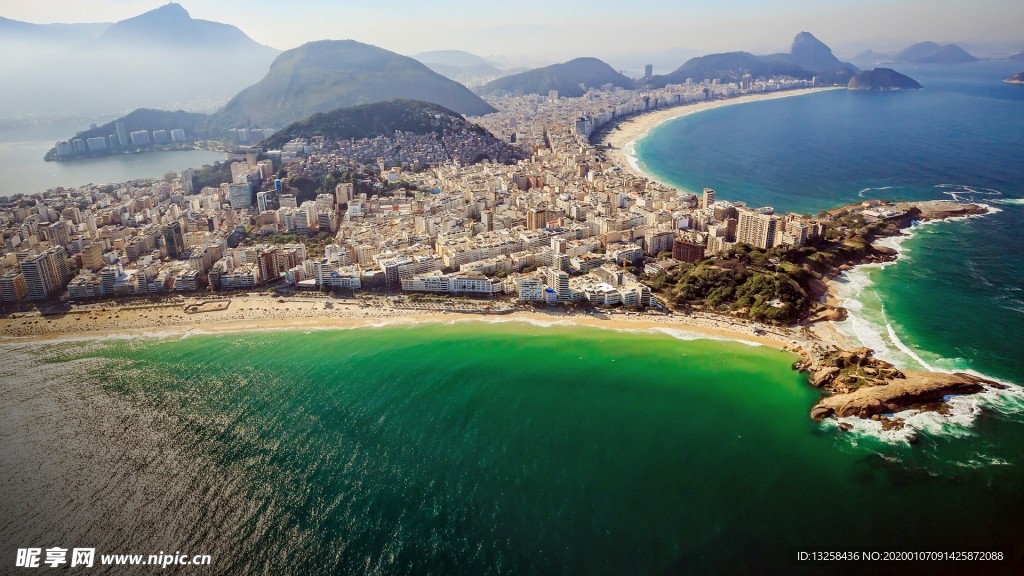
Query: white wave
856,185,897,198
829,383,1024,445
934,183,1003,196
992,198,1024,206
649,327,763,347
471,316,579,329
884,321,934,371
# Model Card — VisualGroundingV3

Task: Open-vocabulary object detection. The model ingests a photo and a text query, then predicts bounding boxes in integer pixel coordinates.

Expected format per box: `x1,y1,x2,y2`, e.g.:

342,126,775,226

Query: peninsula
1004,72,1024,85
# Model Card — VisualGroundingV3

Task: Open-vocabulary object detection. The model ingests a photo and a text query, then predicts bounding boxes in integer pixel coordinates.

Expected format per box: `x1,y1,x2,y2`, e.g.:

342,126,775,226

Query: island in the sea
847,67,923,91
1004,72,1024,85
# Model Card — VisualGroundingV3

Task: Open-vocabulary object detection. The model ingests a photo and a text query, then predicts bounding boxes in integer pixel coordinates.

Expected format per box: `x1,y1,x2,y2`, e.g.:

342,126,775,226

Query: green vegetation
284,168,404,205
478,57,635,98
658,247,808,323
251,232,335,258
262,100,483,149
190,161,233,191
648,208,919,323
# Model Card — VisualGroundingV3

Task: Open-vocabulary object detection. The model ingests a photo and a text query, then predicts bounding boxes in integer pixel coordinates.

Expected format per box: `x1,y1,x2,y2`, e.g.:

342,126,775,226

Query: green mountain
646,52,813,88
895,42,978,64
847,68,923,91
477,57,635,97
216,40,496,127
262,100,487,148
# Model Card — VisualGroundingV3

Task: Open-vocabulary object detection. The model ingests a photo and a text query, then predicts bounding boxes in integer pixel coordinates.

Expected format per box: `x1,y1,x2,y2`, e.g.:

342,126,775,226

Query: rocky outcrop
810,371,992,420
896,200,986,220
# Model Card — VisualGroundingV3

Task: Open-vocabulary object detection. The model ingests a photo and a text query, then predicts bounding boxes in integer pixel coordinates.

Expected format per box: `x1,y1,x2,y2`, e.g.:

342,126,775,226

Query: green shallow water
4,323,1022,574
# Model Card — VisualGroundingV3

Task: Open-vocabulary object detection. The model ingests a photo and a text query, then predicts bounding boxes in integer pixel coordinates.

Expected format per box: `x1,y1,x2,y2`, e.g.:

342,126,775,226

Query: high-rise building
736,209,779,250
163,221,185,258
701,188,715,210
545,267,570,302
80,242,104,271
645,230,675,256
256,191,270,213
130,130,150,146
181,168,195,194
527,207,547,230
644,64,654,79
115,121,128,147
672,237,706,263
0,271,28,303
19,247,70,301
335,183,354,206
228,183,253,209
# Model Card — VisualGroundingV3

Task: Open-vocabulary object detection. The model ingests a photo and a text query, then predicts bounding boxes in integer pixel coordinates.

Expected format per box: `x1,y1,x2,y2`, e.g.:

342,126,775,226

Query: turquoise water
2,326,1023,574
635,61,1024,388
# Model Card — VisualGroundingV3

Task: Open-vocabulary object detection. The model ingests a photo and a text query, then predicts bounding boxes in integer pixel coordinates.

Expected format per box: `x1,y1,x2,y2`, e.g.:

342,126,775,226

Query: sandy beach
596,87,842,183
0,293,857,358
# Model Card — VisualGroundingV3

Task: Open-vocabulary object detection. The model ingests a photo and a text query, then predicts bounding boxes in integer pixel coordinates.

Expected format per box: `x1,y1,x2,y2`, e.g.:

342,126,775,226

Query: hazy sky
2,0,1022,61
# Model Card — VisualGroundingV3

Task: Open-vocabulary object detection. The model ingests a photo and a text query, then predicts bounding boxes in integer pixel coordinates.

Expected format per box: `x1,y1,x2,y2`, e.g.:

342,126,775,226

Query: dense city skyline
2,0,1022,61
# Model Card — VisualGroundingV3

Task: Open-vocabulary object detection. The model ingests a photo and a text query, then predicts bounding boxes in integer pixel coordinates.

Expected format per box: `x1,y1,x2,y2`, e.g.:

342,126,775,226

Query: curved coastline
594,90,1021,437
594,87,842,189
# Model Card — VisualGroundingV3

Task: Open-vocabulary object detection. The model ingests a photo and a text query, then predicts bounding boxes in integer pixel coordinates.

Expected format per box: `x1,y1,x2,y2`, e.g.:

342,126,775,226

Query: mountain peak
216,39,496,126
789,32,843,71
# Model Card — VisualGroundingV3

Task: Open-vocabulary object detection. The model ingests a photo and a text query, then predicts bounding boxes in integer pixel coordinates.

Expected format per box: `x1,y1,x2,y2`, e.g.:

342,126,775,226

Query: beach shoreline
594,87,843,185
0,294,826,357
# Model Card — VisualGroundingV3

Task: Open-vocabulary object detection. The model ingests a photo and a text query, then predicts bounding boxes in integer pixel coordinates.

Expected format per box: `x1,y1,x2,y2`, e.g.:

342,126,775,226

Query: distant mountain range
0,3,278,115
895,42,978,64
411,50,504,86
850,41,982,67
476,57,635,97
645,32,858,88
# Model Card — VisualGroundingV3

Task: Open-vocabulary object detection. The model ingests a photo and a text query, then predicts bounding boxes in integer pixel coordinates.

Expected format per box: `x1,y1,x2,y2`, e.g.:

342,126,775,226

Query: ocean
2,325,1023,575
0,119,224,197
2,61,1024,574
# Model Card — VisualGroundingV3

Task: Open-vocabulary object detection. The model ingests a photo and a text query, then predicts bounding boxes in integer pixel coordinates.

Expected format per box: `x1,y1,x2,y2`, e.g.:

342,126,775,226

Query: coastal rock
810,366,840,388
810,406,834,420
810,371,990,419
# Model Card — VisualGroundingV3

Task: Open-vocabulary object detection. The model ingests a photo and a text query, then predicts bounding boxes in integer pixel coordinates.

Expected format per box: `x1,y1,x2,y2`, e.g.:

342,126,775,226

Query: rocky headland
797,200,997,428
